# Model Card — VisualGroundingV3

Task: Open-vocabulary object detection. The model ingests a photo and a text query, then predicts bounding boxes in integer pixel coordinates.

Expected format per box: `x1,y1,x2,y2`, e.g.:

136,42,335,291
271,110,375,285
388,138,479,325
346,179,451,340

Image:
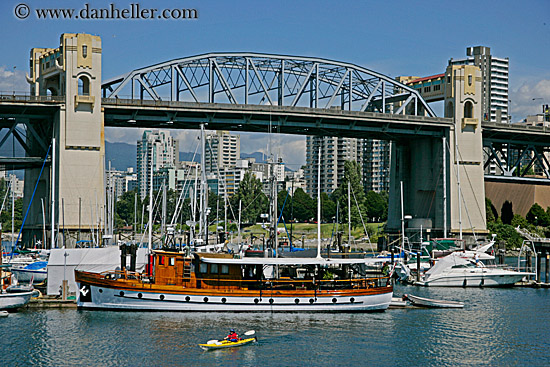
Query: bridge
0,33,548,247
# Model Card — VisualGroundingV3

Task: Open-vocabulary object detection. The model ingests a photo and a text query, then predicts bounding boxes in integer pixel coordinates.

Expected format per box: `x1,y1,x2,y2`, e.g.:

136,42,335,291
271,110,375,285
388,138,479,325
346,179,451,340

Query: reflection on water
2,285,549,366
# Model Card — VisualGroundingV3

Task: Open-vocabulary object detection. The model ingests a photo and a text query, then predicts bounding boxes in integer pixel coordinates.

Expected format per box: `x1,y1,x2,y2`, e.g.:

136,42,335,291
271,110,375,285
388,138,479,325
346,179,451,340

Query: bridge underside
103,99,451,140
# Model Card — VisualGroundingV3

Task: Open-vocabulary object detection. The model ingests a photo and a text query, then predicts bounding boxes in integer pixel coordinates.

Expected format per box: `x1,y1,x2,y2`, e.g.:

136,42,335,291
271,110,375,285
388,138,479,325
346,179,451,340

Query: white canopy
198,256,383,266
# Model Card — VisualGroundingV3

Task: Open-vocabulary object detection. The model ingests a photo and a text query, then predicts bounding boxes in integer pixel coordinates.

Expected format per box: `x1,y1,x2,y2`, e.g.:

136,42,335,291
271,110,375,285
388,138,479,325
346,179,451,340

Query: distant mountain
105,141,136,171
241,152,267,163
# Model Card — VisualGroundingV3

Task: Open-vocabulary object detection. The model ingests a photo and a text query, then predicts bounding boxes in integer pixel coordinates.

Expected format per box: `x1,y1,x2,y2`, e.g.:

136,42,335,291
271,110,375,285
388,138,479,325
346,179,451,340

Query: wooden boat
404,294,464,308
199,337,257,350
74,251,393,312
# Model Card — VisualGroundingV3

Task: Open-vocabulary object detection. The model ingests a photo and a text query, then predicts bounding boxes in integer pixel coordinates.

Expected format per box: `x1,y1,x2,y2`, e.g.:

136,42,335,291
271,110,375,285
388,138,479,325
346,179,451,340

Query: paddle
243,330,255,336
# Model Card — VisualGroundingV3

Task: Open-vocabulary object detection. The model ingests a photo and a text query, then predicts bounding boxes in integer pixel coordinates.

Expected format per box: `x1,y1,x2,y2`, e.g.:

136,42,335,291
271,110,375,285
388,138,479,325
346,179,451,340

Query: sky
1,0,549,169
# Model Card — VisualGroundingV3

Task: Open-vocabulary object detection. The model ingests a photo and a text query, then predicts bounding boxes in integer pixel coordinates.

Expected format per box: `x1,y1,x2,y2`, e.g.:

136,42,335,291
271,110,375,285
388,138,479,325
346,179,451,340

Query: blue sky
1,0,549,168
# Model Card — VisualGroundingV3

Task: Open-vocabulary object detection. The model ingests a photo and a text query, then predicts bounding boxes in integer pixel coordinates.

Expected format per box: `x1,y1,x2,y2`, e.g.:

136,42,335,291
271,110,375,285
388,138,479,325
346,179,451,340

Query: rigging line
12,144,51,256
446,139,478,241
350,184,374,255
170,137,200,225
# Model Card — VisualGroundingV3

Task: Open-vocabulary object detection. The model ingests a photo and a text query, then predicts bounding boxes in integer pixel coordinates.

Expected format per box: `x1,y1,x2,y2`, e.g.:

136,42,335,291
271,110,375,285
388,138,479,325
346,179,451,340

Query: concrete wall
485,181,550,217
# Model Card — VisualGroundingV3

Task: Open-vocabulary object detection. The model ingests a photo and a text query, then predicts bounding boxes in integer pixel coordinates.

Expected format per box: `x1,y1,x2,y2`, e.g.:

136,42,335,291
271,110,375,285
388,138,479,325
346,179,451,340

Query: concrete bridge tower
388,64,486,240
445,64,487,237
25,33,105,247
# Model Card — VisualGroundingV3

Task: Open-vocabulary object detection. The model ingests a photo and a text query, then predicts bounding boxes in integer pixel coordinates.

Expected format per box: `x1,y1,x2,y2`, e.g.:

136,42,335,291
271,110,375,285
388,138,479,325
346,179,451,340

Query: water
2,284,549,366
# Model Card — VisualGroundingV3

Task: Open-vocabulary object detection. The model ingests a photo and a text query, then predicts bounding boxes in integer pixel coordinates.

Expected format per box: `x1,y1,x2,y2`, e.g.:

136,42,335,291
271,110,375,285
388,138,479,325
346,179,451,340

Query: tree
526,203,550,227
500,200,514,225
290,188,315,222
320,192,336,222
331,161,367,227
511,214,529,228
115,189,143,229
486,198,498,223
231,172,268,224
365,190,387,222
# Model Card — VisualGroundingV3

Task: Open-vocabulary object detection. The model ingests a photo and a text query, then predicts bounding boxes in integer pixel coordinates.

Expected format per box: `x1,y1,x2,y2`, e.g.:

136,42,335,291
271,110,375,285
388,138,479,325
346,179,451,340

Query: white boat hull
76,283,392,312
0,291,33,310
417,271,531,287
11,268,48,283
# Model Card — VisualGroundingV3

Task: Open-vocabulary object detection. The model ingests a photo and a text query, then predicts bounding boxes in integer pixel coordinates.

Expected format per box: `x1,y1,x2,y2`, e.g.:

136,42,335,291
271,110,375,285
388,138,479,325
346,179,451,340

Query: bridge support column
24,33,105,248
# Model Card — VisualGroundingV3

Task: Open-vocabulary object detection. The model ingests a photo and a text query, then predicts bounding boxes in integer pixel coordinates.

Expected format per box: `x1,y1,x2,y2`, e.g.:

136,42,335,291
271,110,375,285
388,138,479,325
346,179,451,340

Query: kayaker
225,329,239,342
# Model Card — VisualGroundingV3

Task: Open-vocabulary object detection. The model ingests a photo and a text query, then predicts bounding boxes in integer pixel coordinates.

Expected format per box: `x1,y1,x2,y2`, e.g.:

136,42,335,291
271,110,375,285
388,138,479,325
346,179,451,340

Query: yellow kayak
199,337,257,350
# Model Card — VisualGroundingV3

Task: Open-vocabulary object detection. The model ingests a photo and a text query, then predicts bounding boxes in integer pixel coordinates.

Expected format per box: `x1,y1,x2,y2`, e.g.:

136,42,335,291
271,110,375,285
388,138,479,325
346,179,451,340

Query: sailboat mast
348,181,351,246
148,146,153,251
317,147,321,259
11,175,15,249
454,127,462,240
443,137,447,238
200,124,207,243
51,137,55,249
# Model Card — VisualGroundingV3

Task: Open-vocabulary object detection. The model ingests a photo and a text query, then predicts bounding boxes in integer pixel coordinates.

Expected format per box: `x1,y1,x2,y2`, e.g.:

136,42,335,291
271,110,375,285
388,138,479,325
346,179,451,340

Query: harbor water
2,284,549,366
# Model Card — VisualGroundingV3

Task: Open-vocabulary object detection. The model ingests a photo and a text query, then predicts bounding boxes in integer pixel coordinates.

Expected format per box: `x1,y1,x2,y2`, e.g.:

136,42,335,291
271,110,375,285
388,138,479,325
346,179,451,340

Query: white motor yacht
415,252,533,287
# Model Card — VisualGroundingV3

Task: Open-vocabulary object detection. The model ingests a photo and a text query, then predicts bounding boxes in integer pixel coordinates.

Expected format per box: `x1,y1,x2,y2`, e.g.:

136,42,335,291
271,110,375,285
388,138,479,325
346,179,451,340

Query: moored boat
75,251,393,312
0,290,33,310
404,294,464,308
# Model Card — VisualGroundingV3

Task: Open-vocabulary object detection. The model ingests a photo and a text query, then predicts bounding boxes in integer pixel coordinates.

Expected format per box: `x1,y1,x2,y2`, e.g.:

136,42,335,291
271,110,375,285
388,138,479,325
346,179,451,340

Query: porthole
221,298,227,304
98,289,103,293
269,299,274,304
295,299,300,304
309,299,314,304
350,297,355,303
254,298,259,304
119,291,124,296
160,295,165,300
203,297,209,303
138,293,143,299
185,296,190,302
332,298,337,303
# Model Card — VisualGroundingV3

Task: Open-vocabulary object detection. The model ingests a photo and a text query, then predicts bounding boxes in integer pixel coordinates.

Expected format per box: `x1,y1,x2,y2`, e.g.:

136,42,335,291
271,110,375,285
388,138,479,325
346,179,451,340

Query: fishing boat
75,251,393,312
404,294,464,308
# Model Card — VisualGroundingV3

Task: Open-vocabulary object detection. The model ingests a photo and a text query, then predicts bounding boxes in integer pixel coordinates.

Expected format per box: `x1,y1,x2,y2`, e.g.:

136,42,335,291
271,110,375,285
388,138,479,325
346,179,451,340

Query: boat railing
100,269,145,281
198,276,390,290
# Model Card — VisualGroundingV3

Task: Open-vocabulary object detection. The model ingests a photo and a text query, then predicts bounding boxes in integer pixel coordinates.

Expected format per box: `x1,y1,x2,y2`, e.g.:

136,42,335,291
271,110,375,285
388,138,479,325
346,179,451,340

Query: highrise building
305,136,362,196
362,139,391,193
204,131,240,175
449,46,509,123
137,130,179,199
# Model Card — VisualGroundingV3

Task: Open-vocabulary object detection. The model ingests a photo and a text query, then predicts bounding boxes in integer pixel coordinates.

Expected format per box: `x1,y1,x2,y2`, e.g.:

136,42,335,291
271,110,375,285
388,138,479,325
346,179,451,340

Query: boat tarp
198,256,384,266
47,247,148,295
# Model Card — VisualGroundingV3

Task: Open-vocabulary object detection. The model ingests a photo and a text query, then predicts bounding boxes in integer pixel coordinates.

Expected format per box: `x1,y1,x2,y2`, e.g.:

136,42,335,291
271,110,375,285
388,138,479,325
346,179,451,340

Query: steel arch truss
483,142,550,179
102,53,434,117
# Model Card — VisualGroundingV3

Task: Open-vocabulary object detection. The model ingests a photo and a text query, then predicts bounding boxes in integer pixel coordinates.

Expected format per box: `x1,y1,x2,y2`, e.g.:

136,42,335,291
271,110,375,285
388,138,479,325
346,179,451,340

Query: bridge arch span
102,53,434,117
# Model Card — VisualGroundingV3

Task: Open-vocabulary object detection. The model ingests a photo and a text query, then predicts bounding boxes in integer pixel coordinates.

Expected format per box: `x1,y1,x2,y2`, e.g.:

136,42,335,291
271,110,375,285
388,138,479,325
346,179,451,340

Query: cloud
0,65,28,93
510,79,550,122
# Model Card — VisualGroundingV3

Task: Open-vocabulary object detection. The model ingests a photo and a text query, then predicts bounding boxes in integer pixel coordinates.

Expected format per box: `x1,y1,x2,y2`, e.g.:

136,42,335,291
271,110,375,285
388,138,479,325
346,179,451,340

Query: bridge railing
0,93,64,103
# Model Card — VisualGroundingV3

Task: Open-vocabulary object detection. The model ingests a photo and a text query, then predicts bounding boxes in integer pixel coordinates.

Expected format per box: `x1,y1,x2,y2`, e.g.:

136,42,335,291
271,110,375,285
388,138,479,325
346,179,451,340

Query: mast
317,147,322,259
400,180,405,248
161,179,166,241
11,175,14,249
148,146,153,251
454,127,462,240
443,137,447,238
51,137,55,249
348,181,351,246
200,124,207,243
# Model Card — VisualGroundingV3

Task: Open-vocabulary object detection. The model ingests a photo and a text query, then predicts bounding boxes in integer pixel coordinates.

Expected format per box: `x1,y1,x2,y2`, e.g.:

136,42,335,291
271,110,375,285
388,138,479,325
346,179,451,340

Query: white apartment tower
449,46,509,123
137,130,179,199
305,136,362,196
204,131,240,175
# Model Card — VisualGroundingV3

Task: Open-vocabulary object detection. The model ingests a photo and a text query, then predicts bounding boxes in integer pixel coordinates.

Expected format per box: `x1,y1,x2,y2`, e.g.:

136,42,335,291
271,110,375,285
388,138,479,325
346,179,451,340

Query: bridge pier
23,34,105,248
387,64,487,243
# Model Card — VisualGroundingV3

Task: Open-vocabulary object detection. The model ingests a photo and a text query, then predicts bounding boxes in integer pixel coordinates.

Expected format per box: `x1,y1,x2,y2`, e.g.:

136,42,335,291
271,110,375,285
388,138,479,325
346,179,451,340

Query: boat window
211,264,219,274
221,265,229,274
199,263,208,274
159,256,165,265
169,257,175,266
